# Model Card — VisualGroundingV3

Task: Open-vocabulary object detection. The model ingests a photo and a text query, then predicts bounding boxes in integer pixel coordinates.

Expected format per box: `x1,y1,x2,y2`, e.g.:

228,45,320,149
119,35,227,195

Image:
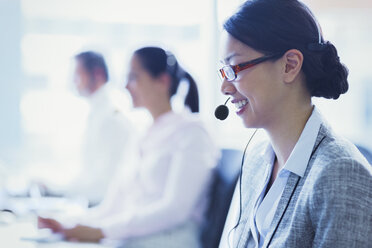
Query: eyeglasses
218,53,282,82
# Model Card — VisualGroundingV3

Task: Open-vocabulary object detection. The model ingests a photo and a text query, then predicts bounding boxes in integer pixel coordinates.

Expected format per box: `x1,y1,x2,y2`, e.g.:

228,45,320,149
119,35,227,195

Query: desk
0,197,119,248
0,219,116,248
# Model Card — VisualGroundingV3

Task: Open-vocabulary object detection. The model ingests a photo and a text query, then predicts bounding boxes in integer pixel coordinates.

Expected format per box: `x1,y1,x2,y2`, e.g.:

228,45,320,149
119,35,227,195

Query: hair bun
315,41,349,99
306,41,349,100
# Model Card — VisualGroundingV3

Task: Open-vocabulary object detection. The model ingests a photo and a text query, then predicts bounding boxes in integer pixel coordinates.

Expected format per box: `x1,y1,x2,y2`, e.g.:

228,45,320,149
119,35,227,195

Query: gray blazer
233,121,372,248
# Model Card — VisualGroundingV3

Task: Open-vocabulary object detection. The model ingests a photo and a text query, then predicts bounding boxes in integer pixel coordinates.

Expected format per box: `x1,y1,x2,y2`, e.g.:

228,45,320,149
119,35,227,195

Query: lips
231,98,249,116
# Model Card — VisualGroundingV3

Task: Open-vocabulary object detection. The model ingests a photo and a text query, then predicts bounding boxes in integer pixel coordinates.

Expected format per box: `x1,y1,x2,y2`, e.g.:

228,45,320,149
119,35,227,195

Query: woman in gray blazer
217,0,372,247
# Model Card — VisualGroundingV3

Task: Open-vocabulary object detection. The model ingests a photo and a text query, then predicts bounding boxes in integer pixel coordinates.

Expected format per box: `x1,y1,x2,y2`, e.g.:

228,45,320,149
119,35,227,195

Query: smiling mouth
233,99,248,110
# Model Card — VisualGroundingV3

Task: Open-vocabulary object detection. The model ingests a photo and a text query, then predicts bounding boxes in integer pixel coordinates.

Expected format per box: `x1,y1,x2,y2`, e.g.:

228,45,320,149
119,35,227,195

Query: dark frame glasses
219,53,283,82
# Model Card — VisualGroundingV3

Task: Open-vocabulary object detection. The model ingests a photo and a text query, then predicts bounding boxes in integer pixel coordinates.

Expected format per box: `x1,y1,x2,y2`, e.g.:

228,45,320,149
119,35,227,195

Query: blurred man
65,51,135,205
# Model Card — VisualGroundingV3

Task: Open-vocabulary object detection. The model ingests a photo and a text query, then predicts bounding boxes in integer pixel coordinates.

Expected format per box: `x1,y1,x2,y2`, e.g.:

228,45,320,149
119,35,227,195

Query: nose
221,79,236,96
125,80,132,90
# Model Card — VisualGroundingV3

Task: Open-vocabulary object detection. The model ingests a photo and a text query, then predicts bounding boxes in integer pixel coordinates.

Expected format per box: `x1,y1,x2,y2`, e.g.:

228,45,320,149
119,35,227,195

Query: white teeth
234,99,248,109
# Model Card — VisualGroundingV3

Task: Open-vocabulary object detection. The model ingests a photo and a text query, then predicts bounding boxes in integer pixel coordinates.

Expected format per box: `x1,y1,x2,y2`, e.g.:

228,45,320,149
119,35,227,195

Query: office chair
201,149,243,248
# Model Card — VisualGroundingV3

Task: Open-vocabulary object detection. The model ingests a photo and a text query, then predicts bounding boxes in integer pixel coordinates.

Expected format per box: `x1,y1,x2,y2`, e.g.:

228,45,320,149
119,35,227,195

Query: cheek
131,81,149,105
78,75,89,89
74,75,82,86
235,71,277,112
233,73,258,99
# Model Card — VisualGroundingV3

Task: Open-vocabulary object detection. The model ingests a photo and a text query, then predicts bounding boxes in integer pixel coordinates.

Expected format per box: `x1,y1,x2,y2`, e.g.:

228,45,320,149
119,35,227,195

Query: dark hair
75,51,109,82
224,0,348,99
134,47,199,113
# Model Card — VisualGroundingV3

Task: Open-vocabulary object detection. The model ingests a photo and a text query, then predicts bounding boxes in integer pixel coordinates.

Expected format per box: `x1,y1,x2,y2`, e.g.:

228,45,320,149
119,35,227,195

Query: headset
215,98,258,247
214,97,230,120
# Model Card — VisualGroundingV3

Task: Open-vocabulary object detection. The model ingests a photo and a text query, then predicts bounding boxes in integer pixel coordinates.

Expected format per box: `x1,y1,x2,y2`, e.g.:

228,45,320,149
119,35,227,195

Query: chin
242,115,259,129
131,100,144,109
243,121,254,128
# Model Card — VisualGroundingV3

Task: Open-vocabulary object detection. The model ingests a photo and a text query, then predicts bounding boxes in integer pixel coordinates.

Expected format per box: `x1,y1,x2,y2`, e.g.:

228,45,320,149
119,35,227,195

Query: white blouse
75,111,220,241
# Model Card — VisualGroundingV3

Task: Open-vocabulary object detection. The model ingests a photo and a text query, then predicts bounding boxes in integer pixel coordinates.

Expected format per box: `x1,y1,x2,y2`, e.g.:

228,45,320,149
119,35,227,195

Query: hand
37,216,63,233
63,225,104,243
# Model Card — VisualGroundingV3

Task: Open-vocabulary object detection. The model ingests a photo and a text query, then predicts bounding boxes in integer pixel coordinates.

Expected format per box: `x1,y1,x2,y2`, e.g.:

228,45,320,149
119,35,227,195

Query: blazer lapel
263,172,301,248
235,159,272,248
235,179,263,248
236,223,252,248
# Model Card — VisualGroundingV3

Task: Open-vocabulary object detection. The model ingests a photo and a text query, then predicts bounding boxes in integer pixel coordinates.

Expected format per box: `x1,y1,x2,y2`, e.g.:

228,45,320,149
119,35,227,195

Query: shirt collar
89,83,110,108
262,143,276,166
261,106,322,177
283,106,322,177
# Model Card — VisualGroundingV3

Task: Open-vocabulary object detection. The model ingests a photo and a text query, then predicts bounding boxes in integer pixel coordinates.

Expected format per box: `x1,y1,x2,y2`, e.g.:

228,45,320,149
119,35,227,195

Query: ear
282,49,303,84
157,73,171,90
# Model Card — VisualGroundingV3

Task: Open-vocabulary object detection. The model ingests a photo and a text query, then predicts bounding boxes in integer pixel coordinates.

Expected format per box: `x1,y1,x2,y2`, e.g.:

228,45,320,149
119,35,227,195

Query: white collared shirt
66,83,136,204
219,107,322,248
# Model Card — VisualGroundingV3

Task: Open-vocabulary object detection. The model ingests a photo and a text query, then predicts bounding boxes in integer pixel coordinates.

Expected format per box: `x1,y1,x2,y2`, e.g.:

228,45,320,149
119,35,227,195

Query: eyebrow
222,53,242,64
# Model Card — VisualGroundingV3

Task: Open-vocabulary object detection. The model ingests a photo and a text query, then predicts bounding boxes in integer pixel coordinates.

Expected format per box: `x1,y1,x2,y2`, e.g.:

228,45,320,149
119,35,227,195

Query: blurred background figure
38,46,220,247
41,51,136,205
2,0,370,191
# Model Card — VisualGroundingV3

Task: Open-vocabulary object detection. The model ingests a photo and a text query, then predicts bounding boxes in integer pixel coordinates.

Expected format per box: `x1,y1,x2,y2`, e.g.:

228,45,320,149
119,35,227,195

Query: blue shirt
249,107,322,247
